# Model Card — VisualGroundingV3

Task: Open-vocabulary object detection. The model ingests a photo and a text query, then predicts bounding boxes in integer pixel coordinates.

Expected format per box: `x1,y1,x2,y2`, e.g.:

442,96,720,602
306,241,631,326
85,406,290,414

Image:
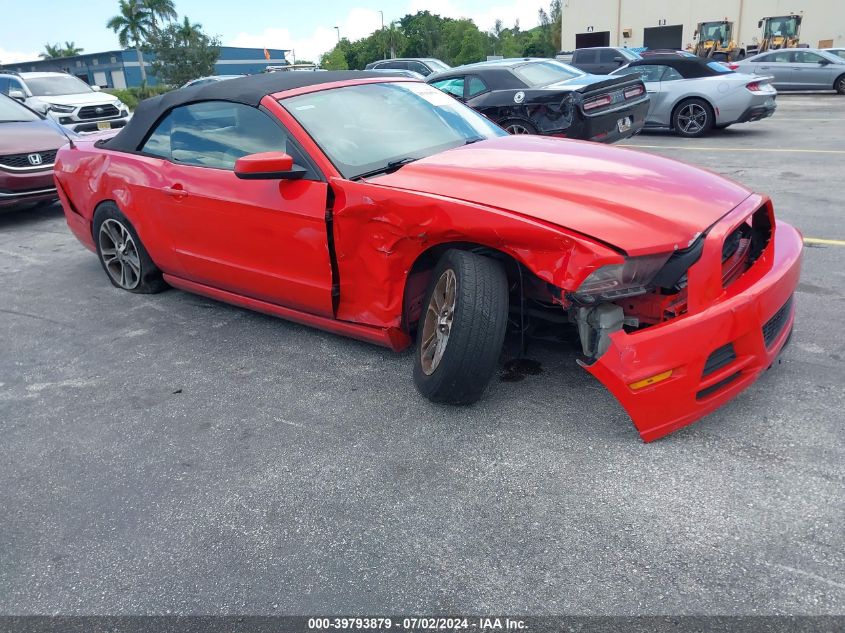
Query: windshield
282,81,506,180
700,23,729,41
764,18,798,37
620,48,641,61
25,75,93,97
0,94,40,122
512,60,584,87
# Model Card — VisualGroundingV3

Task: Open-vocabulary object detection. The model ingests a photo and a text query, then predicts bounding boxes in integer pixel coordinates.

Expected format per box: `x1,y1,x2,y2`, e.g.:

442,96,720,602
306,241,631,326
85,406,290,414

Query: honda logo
27,153,43,166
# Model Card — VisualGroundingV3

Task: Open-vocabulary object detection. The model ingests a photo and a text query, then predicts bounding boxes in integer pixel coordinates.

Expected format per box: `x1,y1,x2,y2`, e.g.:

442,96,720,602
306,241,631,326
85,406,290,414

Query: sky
0,0,546,64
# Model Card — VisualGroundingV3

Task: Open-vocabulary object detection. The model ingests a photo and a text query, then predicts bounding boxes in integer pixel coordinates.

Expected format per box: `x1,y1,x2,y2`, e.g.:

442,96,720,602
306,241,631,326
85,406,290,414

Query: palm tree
62,41,84,56
144,0,177,35
39,43,64,60
107,0,152,84
175,16,202,45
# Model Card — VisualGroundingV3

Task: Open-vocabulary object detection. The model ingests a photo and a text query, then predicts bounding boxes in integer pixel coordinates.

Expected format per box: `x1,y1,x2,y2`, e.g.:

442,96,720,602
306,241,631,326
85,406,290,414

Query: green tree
320,45,349,70
62,41,84,56
107,0,153,84
144,0,178,35
146,17,221,86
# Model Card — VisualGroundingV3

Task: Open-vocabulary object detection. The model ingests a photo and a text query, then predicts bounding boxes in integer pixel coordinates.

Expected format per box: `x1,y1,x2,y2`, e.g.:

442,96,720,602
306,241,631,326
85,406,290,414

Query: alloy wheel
677,103,708,135
98,218,142,290
506,123,532,134
420,268,457,375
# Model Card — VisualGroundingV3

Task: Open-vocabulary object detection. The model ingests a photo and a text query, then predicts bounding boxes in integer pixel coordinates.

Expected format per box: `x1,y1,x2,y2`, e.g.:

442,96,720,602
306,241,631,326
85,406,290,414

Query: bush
104,85,172,111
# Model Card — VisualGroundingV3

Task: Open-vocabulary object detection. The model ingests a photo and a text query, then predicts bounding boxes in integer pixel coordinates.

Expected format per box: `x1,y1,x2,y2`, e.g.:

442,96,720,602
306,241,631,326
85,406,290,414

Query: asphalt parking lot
1,93,843,616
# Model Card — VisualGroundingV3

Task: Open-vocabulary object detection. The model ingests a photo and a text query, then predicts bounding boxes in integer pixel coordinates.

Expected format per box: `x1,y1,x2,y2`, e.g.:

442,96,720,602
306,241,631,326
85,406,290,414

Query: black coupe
427,58,649,143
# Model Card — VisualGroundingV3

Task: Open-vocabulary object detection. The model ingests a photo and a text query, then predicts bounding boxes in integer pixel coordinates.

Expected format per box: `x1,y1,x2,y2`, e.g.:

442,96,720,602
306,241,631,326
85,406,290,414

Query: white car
0,72,131,133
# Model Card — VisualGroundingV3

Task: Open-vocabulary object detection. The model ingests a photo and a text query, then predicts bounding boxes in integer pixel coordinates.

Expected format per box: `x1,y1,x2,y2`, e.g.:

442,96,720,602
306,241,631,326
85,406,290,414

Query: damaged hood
373,135,752,255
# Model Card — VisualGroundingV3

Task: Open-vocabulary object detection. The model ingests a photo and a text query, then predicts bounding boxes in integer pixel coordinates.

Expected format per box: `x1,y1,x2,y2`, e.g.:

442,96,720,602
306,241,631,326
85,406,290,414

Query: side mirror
819,59,830,65
234,151,306,180
757,20,763,28
91,85,101,92
9,89,25,102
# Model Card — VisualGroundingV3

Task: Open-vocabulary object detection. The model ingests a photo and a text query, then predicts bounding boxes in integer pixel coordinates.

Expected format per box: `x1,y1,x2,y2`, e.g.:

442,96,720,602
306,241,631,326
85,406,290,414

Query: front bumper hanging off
583,195,803,442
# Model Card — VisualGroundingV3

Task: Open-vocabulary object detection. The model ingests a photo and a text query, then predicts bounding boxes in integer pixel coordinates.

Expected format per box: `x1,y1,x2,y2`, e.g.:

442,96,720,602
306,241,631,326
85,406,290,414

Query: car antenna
51,120,76,149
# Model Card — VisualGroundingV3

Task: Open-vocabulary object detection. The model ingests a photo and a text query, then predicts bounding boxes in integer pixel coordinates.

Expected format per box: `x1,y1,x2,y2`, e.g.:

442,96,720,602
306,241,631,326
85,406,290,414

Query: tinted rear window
512,60,583,87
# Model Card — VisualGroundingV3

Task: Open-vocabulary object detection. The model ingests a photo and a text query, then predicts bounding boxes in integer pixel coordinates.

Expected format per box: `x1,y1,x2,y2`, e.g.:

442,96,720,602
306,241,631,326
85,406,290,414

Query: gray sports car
732,49,845,94
611,54,776,137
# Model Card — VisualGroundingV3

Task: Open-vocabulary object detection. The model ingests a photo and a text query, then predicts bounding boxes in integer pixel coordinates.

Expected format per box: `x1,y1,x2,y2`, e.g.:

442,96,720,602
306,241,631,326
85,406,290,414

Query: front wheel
672,98,714,137
835,74,845,95
413,249,509,405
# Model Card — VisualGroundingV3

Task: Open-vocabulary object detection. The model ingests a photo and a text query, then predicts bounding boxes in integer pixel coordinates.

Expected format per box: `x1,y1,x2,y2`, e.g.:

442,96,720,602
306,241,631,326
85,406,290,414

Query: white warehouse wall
560,0,845,52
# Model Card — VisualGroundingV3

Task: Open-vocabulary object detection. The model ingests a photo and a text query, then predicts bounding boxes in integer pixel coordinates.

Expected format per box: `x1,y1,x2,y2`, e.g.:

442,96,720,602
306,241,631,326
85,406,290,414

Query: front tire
835,74,845,95
93,202,167,294
413,250,508,405
672,98,714,137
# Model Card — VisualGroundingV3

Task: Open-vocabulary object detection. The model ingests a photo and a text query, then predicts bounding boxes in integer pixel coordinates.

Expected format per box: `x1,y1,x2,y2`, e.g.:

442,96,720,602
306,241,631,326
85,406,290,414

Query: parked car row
44,70,801,442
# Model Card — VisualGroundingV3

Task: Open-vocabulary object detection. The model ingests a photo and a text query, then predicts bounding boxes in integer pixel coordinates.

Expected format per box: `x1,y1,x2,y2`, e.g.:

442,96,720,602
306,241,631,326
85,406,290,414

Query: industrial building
560,0,844,52
0,47,290,88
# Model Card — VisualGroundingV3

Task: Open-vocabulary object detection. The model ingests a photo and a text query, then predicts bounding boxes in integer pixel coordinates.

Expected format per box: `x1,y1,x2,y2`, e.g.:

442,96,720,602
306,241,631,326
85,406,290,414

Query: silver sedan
611,55,776,137
732,49,845,94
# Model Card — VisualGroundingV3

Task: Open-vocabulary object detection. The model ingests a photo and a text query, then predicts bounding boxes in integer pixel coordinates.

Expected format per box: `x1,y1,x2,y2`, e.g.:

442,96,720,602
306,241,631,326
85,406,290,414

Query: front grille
78,104,120,120
762,295,794,348
0,150,57,169
703,343,736,377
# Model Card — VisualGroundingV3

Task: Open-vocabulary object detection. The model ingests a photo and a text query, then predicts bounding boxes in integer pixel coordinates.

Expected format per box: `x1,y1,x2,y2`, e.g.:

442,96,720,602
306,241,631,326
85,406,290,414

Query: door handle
164,185,188,199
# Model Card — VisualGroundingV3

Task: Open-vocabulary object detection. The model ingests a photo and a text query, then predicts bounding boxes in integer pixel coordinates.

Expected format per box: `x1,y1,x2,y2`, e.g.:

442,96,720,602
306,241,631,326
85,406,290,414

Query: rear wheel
672,98,714,137
835,74,845,95
501,118,538,135
413,249,508,405
93,203,167,294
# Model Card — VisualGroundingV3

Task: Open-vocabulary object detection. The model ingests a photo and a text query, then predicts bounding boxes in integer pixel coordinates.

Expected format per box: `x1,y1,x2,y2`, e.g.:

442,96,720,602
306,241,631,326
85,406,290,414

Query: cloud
0,47,39,65
229,7,383,62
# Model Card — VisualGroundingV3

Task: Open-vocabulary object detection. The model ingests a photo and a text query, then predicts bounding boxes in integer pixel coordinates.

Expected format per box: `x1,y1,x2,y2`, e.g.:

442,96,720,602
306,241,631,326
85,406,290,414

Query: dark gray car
364,58,450,77
733,49,845,94
569,47,642,75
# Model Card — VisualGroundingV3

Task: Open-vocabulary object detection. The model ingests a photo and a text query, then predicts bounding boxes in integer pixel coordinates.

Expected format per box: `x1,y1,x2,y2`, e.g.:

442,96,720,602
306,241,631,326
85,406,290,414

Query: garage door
111,70,127,89
643,25,683,50
575,31,611,48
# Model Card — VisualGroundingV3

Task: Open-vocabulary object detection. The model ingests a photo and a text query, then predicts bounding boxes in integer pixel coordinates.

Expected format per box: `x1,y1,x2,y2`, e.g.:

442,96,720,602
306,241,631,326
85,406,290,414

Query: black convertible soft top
626,55,732,79
104,70,397,152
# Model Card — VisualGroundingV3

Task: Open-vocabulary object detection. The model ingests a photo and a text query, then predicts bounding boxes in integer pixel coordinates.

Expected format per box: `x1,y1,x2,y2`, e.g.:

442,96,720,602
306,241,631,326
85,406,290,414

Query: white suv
0,72,131,133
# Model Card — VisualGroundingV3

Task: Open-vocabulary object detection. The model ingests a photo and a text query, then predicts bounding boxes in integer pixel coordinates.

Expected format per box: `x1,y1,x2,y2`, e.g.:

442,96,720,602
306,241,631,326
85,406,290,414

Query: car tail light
584,95,613,111
746,81,764,92
624,85,644,99
727,62,740,70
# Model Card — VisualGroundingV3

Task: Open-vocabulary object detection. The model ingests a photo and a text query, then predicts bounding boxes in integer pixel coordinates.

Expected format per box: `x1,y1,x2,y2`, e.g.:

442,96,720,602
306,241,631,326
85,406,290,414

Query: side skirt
162,274,411,351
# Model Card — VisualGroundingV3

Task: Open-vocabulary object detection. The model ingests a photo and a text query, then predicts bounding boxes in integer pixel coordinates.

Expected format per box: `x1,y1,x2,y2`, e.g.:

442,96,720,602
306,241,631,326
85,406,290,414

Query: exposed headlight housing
48,103,75,113
573,253,671,302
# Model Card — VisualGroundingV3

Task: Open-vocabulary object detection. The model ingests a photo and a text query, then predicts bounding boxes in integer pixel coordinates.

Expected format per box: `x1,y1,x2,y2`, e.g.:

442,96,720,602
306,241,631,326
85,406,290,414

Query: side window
431,77,465,98
467,76,488,97
793,51,824,63
598,49,618,63
11,79,26,93
141,101,289,171
629,64,663,82
659,66,684,81
763,51,791,63
407,61,429,76
380,61,408,70
575,50,597,64
0,77,9,95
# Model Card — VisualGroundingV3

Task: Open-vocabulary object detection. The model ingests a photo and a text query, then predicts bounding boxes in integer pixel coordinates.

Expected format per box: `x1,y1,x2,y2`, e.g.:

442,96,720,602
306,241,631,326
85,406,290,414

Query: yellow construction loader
747,14,803,56
692,20,742,61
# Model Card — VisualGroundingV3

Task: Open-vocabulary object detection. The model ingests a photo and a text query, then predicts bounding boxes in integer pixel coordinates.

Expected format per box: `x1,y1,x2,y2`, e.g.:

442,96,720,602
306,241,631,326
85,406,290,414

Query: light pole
334,26,340,42
379,10,386,58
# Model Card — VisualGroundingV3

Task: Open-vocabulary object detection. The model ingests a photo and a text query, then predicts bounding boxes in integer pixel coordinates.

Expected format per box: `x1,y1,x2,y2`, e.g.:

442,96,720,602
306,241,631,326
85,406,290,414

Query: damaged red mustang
54,72,802,442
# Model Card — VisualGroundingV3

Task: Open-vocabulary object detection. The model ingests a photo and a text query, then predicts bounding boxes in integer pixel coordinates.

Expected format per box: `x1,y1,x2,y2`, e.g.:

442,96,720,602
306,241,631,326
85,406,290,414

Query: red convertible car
54,72,802,442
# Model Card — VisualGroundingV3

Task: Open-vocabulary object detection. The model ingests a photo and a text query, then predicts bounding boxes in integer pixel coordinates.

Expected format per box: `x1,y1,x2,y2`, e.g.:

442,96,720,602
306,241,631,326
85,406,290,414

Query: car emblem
95,107,104,114
514,91,525,104
27,153,43,166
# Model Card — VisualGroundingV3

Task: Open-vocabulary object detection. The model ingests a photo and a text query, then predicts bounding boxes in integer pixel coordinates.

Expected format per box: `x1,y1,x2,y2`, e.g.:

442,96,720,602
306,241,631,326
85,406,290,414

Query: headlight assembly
48,103,75,113
573,253,671,302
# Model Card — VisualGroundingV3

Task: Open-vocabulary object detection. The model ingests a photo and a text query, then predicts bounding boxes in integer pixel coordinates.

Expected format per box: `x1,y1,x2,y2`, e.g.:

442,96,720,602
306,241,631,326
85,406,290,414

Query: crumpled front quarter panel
329,178,621,328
